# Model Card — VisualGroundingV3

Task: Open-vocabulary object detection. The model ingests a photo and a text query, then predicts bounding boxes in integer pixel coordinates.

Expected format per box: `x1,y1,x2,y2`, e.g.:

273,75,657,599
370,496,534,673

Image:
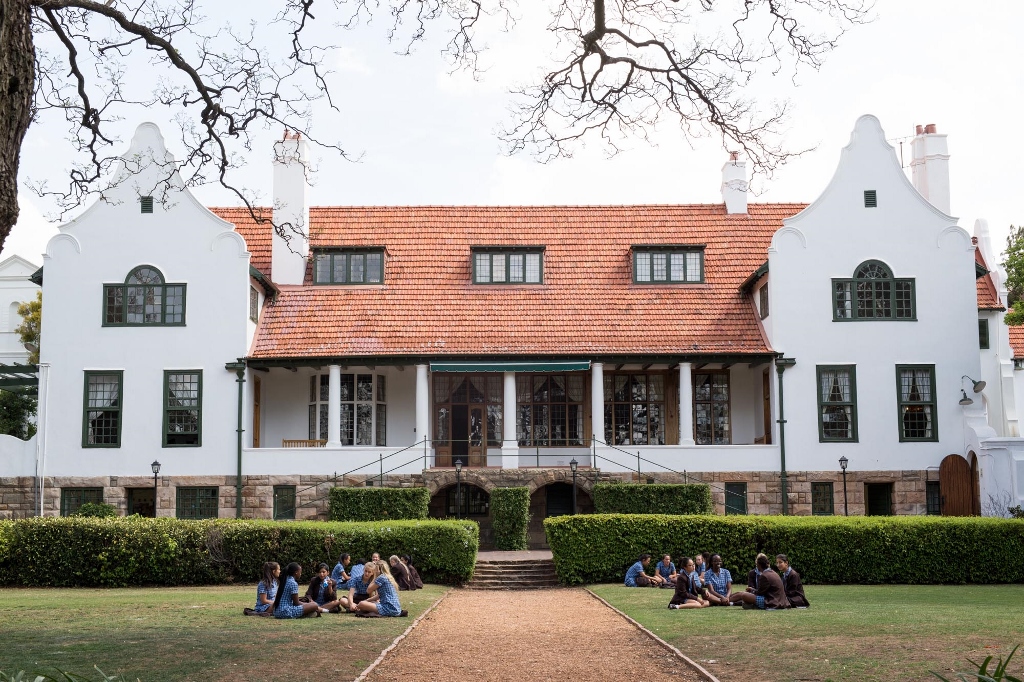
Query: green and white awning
429,360,591,373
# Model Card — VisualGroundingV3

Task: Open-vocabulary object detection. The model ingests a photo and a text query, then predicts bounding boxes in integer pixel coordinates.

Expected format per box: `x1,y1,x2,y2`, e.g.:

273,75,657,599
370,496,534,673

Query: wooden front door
433,374,501,467
252,375,261,448
939,454,975,516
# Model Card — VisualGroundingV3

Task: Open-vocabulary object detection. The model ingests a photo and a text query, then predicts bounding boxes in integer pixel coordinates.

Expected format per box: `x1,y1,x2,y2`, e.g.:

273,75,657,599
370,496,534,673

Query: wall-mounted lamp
962,375,986,393
959,390,973,406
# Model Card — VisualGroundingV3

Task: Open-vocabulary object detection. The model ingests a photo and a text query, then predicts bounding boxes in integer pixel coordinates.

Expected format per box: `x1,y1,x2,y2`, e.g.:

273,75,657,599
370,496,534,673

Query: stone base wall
1,468,936,520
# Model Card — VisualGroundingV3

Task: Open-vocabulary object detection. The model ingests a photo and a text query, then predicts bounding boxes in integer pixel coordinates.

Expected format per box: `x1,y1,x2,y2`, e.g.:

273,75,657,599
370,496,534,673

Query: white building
0,254,40,364
2,116,1022,540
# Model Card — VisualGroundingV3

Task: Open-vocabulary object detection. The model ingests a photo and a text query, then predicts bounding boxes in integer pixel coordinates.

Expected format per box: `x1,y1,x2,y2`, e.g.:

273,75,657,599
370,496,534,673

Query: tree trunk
0,0,34,253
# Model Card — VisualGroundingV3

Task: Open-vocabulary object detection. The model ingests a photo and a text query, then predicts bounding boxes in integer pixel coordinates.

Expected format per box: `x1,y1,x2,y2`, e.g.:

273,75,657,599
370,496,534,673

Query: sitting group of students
625,551,809,611
246,552,424,619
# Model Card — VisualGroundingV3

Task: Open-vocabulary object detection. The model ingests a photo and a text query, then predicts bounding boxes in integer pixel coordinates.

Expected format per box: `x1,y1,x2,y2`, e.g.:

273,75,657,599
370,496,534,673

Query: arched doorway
939,454,978,516
428,484,494,547
527,482,595,549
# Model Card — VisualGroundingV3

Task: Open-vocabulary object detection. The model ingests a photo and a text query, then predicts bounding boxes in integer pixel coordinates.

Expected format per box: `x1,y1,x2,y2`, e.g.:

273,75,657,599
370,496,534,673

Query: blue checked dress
254,579,277,613
373,575,402,616
273,576,305,619
705,568,732,595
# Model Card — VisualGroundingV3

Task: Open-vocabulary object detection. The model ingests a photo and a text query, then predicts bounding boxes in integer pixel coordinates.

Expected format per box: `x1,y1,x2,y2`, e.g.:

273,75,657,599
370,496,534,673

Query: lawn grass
590,584,1024,682
0,584,447,682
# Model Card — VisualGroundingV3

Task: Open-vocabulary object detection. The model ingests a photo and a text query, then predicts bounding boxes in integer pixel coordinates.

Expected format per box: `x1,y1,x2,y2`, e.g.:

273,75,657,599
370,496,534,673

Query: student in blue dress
249,561,279,616
339,557,369,612
304,562,344,613
704,554,733,606
331,553,351,589
355,560,408,617
273,562,325,619
656,555,678,587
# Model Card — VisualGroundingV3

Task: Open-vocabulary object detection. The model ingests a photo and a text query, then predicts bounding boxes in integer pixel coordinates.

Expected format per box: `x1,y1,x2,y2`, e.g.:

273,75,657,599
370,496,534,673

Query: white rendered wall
38,123,251,478
0,255,39,363
769,115,979,475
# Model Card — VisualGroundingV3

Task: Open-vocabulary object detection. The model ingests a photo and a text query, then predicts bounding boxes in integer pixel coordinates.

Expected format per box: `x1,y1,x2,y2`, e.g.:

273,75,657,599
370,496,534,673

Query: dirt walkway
362,588,707,682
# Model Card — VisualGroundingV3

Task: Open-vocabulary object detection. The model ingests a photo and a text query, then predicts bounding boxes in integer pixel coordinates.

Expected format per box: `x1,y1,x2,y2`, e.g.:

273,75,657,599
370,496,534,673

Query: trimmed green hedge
490,487,530,550
0,517,478,587
544,514,1024,585
72,502,117,518
592,483,713,515
328,486,430,521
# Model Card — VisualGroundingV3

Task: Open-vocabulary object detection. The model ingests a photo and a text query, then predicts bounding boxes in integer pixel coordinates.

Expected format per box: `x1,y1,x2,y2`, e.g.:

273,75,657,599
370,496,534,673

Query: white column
35,363,50,517
326,365,341,448
591,362,604,465
679,362,695,446
501,371,519,469
415,364,429,448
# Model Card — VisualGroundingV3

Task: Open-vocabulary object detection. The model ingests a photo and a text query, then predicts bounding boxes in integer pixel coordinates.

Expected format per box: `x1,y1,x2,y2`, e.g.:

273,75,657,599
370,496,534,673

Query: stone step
467,556,560,589
465,579,562,590
474,559,557,567
472,566,554,575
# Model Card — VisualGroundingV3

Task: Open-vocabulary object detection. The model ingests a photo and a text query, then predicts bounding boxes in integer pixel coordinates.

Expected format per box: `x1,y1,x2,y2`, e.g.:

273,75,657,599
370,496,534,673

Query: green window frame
758,284,769,319
979,319,990,349
82,370,123,448
926,480,941,515
632,245,705,283
724,482,747,515
516,373,586,447
816,365,857,442
472,248,544,284
60,487,104,516
103,266,186,326
811,482,834,515
163,370,202,447
833,260,915,321
603,373,667,446
308,373,387,445
273,485,297,520
896,365,937,442
313,249,384,284
176,486,219,519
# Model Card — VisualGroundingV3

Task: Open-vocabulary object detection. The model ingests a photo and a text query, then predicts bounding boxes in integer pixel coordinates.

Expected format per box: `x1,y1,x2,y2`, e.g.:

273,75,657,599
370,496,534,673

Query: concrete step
466,557,560,589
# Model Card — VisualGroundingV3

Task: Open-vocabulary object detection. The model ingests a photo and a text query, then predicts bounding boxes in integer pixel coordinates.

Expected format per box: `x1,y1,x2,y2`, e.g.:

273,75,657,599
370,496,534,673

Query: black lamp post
454,459,463,520
151,460,161,518
569,458,578,515
838,456,849,516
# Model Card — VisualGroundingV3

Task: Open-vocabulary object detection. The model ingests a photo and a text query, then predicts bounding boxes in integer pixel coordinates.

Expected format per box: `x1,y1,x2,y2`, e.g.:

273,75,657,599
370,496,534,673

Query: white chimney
910,123,951,215
271,130,310,285
721,152,748,214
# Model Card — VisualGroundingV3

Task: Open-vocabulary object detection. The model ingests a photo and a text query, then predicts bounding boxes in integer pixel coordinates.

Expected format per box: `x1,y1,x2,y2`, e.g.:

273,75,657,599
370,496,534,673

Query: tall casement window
633,245,704,283
164,370,202,447
811,482,835,515
313,249,384,285
896,365,937,442
517,374,585,446
758,285,769,319
604,373,666,445
817,365,857,442
694,371,730,445
83,371,123,447
103,266,186,326
979,319,990,349
472,247,544,284
308,373,387,445
176,486,219,519
249,286,260,323
61,487,104,516
926,480,941,515
833,260,915,321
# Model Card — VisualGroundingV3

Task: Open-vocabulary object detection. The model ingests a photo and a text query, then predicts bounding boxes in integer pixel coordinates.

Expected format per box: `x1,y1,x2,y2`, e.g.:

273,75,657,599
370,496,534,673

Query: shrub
544,514,1024,586
490,487,530,550
1009,505,1024,520
592,483,713,515
72,502,118,518
328,487,430,522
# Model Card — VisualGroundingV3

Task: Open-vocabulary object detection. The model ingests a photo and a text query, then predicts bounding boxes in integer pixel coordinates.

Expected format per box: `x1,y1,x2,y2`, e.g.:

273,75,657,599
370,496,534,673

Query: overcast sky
8,0,1023,270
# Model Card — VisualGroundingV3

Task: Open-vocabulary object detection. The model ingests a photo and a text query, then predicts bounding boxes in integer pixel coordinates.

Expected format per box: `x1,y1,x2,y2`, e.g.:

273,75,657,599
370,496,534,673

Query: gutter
225,359,247,518
775,355,796,515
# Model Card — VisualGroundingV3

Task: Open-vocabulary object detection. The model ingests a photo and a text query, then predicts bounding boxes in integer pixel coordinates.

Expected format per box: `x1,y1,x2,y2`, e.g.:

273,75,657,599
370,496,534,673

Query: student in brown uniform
776,554,809,608
668,557,708,609
389,555,413,591
729,554,790,610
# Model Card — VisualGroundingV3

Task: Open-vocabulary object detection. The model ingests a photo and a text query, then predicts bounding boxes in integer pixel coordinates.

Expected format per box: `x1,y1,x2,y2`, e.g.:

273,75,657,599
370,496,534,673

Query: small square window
140,196,154,213
724,482,747,515
176,486,219,519
61,487,104,516
273,485,296,520
811,482,834,515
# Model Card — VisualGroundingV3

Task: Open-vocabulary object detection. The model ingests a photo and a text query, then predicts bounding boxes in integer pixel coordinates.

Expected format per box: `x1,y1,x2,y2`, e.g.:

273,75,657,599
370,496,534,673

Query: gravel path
362,588,707,681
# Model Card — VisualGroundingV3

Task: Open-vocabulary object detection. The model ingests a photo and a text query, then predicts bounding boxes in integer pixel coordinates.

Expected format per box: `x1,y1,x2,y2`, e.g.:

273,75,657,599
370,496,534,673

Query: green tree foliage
0,390,36,439
15,292,40,364
1003,225,1024,325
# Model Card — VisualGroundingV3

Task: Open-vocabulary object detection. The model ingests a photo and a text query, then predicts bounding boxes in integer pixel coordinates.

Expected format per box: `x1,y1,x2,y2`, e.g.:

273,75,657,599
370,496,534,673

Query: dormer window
103,266,185,326
472,246,544,284
314,249,384,285
833,260,915,321
632,245,704,283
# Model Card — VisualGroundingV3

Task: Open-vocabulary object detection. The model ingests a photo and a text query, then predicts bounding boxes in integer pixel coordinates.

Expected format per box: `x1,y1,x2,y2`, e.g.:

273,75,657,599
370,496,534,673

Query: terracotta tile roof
213,207,272,276
976,248,1004,311
214,204,806,360
1010,323,1024,359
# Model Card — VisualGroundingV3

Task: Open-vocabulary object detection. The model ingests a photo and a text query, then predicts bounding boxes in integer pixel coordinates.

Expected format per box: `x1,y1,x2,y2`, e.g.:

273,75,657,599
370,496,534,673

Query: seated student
694,553,709,582
389,555,413,591
402,555,424,590
745,554,766,592
668,557,708,609
354,561,408,617
339,557,369,612
305,562,344,612
331,553,351,589
656,555,678,587
729,554,790,610
776,554,809,608
703,554,733,605
273,562,325,618
245,561,279,616
624,554,664,587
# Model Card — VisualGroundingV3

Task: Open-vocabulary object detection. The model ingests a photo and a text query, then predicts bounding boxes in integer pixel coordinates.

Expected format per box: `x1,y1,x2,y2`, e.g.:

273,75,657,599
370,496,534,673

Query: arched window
103,266,186,326
832,260,915,321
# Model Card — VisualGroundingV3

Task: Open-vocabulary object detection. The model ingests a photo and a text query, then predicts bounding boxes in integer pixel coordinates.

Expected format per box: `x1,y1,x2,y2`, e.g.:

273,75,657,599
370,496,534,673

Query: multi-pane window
61,487,104,516
432,374,504,454
164,371,202,447
758,285,769,319
445,487,490,516
633,247,704,283
817,366,857,442
472,249,544,284
694,371,730,445
979,319,990,349
516,374,585,446
249,286,259,323
724,483,747,515
103,266,186,326
308,373,387,445
811,482,834,515
897,365,937,441
926,481,941,515
313,250,384,284
833,260,915,320
865,482,893,516
83,371,123,447
273,485,297,520
176,486,219,519
604,373,666,446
